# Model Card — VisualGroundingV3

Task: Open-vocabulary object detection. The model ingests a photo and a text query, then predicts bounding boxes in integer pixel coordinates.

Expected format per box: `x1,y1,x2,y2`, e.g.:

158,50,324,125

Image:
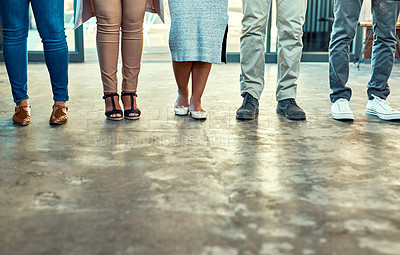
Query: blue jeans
0,0,69,103
329,0,400,103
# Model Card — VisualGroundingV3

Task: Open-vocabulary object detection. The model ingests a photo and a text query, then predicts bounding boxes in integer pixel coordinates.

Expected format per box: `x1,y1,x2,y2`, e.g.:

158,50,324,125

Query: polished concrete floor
1,62,400,255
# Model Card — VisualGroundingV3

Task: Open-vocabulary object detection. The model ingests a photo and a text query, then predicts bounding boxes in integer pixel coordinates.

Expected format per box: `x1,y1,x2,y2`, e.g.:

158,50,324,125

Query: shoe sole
366,109,400,120
49,121,67,125
175,112,189,116
189,112,207,120
106,117,124,121
125,116,140,120
236,110,259,120
331,112,354,120
236,114,259,120
276,109,306,120
13,122,31,126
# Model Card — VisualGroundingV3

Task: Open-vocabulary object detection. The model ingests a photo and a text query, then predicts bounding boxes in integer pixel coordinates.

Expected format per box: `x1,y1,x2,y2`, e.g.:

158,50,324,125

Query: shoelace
371,94,394,112
287,98,299,107
243,94,258,108
336,99,350,111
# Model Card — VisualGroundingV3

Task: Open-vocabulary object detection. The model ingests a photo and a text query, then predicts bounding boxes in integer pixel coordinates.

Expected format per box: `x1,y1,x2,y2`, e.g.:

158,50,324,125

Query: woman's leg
0,0,30,105
190,62,212,112
172,61,192,108
120,0,147,117
31,0,69,107
93,0,122,117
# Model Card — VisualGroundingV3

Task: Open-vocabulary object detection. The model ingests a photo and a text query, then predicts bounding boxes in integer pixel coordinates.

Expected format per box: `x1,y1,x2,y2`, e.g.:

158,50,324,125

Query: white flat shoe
189,110,208,120
174,106,189,116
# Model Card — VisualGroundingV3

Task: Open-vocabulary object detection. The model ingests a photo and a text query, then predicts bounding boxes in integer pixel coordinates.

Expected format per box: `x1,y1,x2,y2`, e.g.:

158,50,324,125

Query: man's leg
329,0,362,103
275,0,307,120
367,0,400,100
239,0,271,100
275,0,307,102
237,0,270,120
364,0,400,121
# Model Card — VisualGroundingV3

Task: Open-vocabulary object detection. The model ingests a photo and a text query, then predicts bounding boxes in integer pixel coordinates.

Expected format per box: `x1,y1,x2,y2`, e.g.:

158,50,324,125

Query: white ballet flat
174,106,189,116
189,110,208,120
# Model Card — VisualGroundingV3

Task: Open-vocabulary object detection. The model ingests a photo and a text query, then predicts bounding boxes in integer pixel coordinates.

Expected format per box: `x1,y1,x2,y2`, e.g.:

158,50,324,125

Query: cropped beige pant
94,0,147,93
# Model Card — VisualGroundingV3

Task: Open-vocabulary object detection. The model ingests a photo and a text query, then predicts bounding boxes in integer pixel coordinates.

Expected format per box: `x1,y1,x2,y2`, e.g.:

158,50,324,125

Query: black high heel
103,93,123,121
121,93,141,120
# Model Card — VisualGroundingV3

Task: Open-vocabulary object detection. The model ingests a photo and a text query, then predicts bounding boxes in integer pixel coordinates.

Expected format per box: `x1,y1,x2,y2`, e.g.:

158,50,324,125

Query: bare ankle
17,100,29,107
54,101,67,107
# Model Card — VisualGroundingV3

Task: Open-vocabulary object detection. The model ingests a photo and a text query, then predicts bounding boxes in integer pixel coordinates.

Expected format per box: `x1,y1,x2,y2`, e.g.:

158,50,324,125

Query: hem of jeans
331,96,351,103
14,96,30,104
53,97,69,102
367,94,388,101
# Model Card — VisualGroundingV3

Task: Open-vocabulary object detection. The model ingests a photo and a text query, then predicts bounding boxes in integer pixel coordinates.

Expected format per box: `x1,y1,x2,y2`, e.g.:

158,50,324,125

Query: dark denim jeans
0,0,69,103
329,0,400,103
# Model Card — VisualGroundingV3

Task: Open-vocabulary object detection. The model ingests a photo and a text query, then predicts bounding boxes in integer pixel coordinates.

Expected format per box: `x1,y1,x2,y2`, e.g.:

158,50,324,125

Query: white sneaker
331,98,354,120
366,94,400,120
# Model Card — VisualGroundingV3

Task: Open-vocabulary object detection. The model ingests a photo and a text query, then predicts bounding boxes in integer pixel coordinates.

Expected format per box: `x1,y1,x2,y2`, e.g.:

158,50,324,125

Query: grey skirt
168,0,229,64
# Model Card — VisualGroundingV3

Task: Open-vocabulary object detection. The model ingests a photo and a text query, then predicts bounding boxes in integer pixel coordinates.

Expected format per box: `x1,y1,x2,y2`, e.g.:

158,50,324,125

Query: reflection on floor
1,62,400,255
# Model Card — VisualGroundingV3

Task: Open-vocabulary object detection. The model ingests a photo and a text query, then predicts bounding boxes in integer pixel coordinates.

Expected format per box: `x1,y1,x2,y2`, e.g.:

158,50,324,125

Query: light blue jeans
329,0,400,102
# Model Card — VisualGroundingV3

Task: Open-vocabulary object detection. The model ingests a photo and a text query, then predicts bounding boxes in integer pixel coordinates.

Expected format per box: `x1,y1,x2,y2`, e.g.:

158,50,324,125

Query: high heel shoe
121,92,141,120
103,93,123,121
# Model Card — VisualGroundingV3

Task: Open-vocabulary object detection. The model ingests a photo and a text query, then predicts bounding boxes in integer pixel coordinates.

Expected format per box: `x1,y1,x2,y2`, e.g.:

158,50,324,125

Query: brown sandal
50,105,69,125
13,105,31,126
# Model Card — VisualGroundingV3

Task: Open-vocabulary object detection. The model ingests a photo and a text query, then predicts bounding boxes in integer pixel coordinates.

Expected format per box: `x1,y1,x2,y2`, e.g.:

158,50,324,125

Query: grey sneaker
236,93,259,120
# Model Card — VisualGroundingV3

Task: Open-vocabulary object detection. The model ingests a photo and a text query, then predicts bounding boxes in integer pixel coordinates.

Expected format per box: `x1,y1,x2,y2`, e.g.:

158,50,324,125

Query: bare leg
190,62,212,111
172,61,192,107
54,101,66,107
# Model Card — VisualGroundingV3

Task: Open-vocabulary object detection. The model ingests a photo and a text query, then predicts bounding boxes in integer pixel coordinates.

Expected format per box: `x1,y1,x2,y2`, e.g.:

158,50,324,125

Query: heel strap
102,93,119,100
121,93,137,97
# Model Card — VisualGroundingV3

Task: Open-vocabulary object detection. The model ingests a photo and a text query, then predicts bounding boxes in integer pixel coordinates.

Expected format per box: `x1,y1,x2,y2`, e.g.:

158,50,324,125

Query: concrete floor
1,62,400,255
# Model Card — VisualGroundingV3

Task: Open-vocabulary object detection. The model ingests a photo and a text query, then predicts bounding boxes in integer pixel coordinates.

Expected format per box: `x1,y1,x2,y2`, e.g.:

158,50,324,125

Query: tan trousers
94,0,147,93
240,0,307,101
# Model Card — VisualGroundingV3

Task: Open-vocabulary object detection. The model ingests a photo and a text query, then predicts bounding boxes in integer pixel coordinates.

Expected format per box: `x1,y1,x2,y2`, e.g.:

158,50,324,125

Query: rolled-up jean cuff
14,95,30,104
53,96,69,102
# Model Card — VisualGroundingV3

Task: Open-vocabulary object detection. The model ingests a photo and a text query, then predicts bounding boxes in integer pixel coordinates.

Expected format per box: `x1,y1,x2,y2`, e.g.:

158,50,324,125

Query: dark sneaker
236,93,259,120
276,98,306,120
